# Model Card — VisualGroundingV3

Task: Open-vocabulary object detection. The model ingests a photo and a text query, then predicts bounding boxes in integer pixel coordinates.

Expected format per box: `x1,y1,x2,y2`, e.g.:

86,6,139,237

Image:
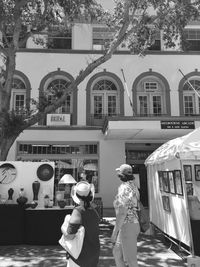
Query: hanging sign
47,114,71,126
161,121,195,129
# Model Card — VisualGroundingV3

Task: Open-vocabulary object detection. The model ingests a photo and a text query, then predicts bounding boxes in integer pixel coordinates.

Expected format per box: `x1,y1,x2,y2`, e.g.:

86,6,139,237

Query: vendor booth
0,161,72,245
0,161,102,245
145,127,200,257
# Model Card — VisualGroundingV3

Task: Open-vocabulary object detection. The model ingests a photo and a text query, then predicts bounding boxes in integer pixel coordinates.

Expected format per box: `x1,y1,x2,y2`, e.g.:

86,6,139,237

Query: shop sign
47,114,70,126
126,151,152,160
161,120,195,129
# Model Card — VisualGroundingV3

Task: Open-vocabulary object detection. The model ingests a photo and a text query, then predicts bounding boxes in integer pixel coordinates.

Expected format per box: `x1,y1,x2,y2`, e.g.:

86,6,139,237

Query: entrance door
131,164,148,207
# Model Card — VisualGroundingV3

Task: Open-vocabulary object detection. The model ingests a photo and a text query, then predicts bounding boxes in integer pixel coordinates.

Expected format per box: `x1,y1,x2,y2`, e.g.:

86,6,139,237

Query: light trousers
67,258,79,267
113,222,140,267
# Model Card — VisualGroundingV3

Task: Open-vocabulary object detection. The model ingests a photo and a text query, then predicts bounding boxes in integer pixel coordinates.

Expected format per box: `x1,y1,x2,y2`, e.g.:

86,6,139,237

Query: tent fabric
145,127,200,165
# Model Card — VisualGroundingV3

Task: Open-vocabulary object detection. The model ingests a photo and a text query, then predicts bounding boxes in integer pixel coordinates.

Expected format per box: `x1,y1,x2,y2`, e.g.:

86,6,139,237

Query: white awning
103,119,196,142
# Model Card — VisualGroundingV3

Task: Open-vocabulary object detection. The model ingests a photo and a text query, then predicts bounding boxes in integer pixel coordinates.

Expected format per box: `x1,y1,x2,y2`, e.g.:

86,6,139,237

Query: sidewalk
0,218,188,267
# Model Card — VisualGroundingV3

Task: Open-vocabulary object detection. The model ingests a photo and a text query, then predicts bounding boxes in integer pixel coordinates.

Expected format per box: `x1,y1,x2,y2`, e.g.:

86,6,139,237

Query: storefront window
17,142,99,194
56,159,99,193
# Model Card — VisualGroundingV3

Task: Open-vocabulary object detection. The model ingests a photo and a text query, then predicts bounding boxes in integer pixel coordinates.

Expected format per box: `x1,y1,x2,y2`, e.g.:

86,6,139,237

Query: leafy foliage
2,111,27,137
0,0,200,159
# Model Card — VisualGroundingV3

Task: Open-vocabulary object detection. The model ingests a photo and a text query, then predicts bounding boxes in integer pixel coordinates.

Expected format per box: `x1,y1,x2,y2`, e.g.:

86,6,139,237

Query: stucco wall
7,129,125,208
16,51,200,123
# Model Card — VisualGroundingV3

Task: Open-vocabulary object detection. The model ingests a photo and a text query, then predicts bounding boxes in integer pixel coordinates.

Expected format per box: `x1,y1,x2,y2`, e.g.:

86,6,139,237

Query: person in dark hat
64,181,100,267
111,164,140,267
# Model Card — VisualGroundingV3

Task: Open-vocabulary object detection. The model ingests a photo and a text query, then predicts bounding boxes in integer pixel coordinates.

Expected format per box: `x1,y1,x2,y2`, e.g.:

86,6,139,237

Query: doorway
132,164,148,207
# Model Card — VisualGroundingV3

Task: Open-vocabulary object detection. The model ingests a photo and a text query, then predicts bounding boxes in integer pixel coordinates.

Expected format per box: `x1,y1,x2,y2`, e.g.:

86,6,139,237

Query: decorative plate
37,164,54,181
0,163,17,184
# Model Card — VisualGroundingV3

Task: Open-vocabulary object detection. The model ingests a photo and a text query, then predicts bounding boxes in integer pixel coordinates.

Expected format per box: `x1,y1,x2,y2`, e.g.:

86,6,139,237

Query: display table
0,204,25,245
0,201,102,245
24,206,73,245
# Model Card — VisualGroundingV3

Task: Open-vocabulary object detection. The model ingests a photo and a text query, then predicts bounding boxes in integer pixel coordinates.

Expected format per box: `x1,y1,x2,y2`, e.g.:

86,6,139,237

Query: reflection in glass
55,159,99,193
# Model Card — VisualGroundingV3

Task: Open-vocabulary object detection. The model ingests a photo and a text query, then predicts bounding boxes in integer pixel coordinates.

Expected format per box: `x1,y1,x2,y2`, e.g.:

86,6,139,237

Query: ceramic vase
17,188,28,206
8,188,14,200
32,181,40,201
44,195,50,208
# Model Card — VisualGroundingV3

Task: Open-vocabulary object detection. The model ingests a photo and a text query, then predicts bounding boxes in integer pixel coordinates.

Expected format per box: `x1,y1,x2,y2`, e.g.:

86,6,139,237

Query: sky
97,0,114,12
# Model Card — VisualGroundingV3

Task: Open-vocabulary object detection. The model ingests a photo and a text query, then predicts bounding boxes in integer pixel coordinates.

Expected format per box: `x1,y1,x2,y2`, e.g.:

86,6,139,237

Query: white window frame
183,92,198,115
137,77,166,116
92,26,114,50
183,78,200,115
91,90,119,117
144,82,158,91
138,93,163,116
46,78,72,114
11,89,26,111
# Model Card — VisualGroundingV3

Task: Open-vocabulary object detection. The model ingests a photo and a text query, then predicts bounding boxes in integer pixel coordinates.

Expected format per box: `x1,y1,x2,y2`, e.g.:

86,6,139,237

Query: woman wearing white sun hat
62,181,100,267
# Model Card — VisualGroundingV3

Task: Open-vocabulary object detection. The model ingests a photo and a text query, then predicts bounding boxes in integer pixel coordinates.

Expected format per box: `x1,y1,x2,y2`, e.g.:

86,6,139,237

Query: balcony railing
87,113,171,126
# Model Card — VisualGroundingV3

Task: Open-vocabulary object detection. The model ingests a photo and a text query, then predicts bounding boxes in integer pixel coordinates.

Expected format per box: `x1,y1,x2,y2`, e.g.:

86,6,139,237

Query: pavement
0,218,188,267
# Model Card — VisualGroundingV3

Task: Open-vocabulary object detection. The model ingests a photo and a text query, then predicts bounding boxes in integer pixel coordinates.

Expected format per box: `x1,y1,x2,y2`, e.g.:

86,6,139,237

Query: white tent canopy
145,127,200,165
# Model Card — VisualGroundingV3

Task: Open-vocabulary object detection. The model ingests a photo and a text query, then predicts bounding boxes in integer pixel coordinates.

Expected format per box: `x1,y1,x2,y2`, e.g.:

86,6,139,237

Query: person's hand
111,230,118,244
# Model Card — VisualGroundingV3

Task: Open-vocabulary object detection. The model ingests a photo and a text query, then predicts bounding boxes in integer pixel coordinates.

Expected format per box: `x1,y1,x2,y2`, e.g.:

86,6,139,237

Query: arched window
182,78,200,116
137,77,166,116
86,72,124,126
133,72,170,117
46,78,72,114
39,71,77,125
91,79,119,118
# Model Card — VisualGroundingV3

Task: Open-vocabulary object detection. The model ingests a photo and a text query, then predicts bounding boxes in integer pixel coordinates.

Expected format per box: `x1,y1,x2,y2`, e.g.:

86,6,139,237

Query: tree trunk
0,135,18,161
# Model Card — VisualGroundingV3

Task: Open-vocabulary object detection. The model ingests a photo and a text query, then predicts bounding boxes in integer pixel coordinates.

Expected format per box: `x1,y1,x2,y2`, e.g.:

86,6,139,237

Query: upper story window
26,26,72,49
86,72,124,126
92,79,119,119
136,76,167,117
47,79,72,114
183,29,200,51
183,78,200,116
39,71,78,125
147,32,161,51
92,27,114,50
11,78,27,114
47,29,72,49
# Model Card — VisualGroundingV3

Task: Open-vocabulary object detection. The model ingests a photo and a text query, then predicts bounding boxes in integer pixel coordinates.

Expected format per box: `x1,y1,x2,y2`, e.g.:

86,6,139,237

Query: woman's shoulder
74,205,84,212
70,207,82,224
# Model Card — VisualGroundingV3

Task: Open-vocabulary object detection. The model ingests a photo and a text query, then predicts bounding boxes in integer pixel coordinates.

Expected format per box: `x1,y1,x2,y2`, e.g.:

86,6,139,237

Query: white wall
16,51,200,122
99,139,125,207
0,161,54,208
72,23,92,50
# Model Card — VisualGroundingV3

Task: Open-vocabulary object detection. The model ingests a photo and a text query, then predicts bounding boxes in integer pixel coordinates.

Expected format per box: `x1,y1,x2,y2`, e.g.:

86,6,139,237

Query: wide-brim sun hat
71,181,95,205
116,164,133,176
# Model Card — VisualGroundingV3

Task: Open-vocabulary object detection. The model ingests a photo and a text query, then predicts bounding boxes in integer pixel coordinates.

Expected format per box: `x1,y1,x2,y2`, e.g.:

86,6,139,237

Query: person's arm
61,208,81,240
111,204,127,243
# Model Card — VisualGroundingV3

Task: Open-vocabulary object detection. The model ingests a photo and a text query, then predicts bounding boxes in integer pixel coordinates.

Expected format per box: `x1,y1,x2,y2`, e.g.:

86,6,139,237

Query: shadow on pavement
0,219,187,267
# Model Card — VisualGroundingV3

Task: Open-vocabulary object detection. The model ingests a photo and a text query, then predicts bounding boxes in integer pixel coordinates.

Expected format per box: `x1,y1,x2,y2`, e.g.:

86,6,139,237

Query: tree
0,0,199,160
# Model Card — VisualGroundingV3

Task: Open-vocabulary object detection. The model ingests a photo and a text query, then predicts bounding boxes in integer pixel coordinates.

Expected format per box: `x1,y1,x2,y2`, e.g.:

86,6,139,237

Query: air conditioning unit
47,114,71,126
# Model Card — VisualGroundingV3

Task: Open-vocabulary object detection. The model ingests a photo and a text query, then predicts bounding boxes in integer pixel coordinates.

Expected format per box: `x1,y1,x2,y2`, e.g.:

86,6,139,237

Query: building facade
6,21,200,210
